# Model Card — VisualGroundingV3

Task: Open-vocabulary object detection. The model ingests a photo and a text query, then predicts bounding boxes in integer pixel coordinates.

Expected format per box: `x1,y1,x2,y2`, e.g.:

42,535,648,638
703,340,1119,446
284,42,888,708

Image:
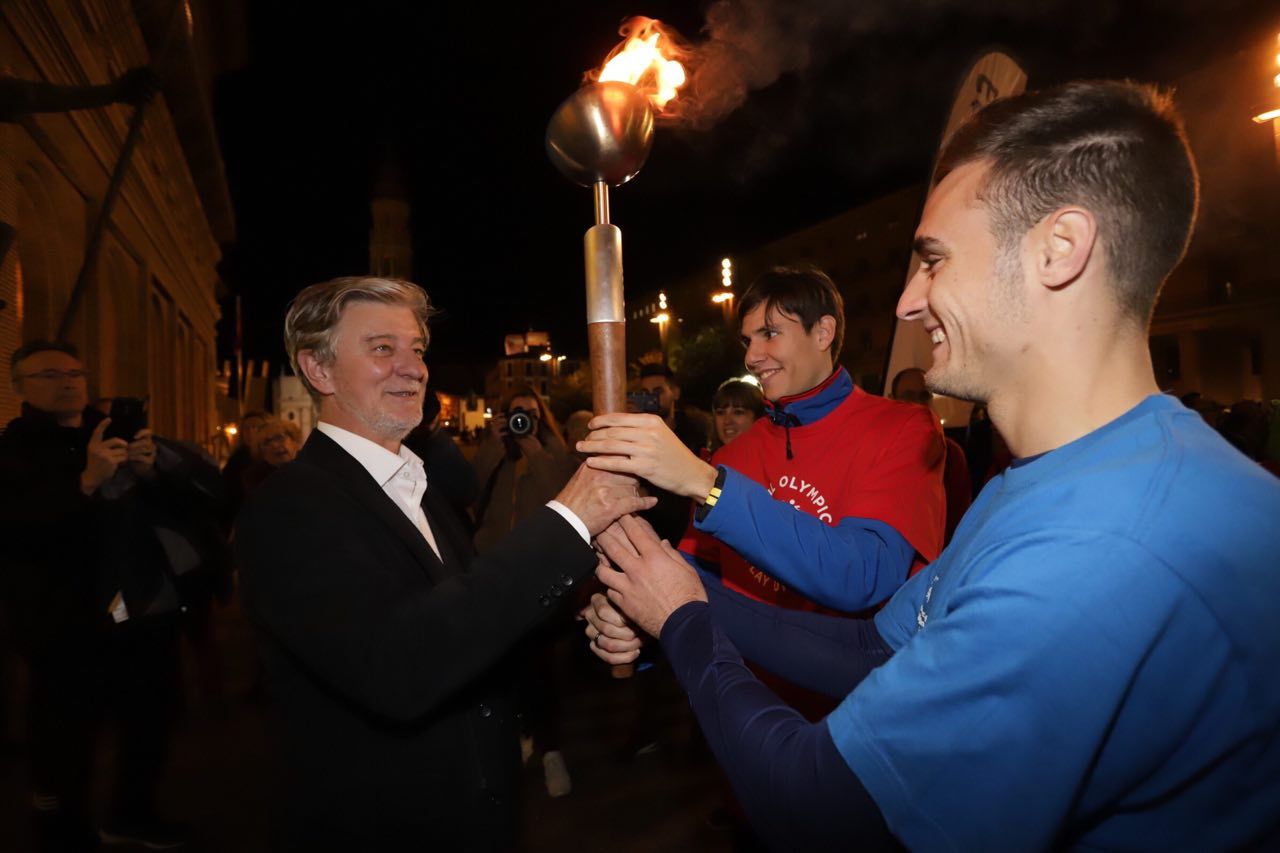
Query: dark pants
517,617,574,754
26,614,181,833
28,639,99,823
104,614,182,824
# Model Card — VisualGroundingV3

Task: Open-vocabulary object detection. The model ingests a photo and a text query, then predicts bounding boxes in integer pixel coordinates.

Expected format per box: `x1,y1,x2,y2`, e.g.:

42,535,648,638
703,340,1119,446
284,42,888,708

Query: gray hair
284,276,436,398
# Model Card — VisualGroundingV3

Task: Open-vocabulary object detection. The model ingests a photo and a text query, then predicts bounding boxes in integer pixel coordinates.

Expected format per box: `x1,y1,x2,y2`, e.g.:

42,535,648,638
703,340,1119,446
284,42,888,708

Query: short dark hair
712,379,764,417
10,340,79,383
890,367,927,398
638,362,678,385
935,80,1198,324
736,267,844,360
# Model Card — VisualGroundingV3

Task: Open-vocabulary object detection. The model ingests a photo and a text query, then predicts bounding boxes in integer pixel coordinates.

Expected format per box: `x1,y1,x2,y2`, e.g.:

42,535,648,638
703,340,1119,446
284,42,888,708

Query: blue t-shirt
828,395,1280,851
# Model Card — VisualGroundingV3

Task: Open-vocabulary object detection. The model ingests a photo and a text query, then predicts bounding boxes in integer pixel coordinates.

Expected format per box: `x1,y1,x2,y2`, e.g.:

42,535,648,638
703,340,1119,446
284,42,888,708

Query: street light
713,257,735,324
1251,33,1280,160
649,309,670,347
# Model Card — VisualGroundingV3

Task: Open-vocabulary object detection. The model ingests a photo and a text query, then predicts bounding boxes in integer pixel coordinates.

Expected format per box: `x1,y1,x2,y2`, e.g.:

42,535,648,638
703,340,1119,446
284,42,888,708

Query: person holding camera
0,340,197,851
471,386,576,554
471,386,578,796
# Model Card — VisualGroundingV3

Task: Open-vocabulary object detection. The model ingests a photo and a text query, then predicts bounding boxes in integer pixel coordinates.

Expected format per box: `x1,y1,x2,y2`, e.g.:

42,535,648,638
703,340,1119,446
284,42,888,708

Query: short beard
339,398,423,443
368,409,422,442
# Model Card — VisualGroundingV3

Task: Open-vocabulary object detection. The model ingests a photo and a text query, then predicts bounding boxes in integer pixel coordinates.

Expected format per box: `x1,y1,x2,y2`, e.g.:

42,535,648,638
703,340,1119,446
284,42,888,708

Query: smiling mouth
755,368,781,382
387,390,419,398
930,328,947,345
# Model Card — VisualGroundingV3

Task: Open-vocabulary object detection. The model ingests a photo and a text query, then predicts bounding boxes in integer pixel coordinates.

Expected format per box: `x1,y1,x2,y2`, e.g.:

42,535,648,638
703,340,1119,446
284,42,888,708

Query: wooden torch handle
587,321,627,415
587,321,634,679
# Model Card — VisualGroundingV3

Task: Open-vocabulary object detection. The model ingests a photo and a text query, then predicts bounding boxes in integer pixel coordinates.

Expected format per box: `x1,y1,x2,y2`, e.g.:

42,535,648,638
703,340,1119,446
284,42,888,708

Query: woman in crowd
710,379,764,454
240,417,301,495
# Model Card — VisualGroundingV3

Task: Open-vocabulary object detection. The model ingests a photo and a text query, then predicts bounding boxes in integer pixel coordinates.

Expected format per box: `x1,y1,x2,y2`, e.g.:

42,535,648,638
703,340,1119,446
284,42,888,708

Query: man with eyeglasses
0,340,193,851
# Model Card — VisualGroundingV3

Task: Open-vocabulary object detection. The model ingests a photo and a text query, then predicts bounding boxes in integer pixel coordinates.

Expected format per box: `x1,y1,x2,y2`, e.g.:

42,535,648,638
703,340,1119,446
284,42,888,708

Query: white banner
884,51,1027,428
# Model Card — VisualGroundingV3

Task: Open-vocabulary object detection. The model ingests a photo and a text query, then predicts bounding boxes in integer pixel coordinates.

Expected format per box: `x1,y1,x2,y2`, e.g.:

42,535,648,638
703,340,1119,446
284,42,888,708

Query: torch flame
590,17,688,113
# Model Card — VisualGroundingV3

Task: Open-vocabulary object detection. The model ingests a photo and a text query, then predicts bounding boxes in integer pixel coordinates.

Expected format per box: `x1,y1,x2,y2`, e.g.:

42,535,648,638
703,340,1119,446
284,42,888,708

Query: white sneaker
542,750,572,798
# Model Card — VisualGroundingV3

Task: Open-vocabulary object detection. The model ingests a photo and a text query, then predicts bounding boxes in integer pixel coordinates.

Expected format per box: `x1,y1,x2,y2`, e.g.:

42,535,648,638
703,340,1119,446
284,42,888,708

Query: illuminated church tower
369,157,412,279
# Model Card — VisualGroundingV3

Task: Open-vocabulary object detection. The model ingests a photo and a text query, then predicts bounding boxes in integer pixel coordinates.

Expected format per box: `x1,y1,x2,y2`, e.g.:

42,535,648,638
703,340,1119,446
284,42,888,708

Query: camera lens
507,411,533,437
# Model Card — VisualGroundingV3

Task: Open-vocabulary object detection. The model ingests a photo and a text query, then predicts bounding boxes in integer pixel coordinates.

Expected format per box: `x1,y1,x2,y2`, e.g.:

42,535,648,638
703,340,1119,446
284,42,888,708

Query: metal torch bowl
546,81,655,187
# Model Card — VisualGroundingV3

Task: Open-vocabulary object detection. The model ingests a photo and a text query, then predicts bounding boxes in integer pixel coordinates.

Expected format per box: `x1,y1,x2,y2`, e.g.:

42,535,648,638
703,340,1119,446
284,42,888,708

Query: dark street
2,597,732,852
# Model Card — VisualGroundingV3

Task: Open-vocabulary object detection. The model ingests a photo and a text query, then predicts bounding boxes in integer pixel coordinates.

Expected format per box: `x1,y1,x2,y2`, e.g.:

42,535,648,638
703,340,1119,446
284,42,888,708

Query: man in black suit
235,276,651,851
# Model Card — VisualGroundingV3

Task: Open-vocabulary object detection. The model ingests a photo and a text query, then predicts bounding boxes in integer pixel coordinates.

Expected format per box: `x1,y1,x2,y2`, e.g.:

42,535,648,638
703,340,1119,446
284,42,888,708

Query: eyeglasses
19,369,87,381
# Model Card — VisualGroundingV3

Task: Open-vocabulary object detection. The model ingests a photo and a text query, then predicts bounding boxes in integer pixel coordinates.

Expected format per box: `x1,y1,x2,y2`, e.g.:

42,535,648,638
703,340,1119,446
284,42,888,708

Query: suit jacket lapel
422,488,474,572
298,431,450,585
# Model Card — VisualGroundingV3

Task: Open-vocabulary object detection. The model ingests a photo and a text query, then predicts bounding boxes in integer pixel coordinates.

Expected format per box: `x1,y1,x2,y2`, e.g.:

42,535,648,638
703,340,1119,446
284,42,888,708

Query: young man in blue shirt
584,80,1280,850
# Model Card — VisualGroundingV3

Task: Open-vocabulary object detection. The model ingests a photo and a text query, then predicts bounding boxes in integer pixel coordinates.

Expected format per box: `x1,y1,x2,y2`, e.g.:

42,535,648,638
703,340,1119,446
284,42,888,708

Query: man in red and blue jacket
579,267,945,647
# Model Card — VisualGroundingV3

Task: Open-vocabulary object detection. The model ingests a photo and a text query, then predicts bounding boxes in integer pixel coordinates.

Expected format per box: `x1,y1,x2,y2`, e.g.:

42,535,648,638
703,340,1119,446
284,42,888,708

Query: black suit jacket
235,430,594,851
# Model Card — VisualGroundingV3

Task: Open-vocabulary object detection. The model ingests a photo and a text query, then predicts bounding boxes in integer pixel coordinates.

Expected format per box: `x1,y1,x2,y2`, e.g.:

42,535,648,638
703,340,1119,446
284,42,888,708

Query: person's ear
1036,207,1097,290
297,350,336,396
814,315,837,352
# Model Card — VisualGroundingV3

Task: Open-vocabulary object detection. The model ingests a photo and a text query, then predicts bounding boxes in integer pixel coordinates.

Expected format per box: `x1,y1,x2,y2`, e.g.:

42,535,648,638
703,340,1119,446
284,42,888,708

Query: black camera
506,407,536,438
626,389,663,415
104,396,148,442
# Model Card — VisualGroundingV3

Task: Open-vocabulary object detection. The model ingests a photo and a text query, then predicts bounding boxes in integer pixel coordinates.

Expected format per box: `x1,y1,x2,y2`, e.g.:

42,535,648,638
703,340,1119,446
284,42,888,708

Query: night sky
213,0,1280,393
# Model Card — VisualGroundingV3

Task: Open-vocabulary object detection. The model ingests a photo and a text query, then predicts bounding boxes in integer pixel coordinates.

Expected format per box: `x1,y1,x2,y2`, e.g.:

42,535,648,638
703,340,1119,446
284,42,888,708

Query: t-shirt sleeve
828,533,1189,851
871,565,931,651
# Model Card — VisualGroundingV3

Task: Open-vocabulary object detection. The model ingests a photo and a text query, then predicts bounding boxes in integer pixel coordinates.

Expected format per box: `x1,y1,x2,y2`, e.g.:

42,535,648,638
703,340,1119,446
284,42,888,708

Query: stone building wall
0,0,231,444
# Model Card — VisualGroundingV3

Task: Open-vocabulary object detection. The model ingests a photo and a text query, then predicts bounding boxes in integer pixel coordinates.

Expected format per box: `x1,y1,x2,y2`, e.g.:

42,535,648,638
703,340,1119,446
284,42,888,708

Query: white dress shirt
317,422,443,561
316,422,592,557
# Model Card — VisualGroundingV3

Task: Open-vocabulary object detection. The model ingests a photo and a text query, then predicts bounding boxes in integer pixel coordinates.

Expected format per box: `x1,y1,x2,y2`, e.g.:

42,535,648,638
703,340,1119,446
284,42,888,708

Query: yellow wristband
695,467,728,523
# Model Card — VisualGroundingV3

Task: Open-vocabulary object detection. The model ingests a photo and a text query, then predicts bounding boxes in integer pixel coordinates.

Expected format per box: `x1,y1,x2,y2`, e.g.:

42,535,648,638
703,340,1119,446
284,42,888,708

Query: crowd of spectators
5,54,1280,853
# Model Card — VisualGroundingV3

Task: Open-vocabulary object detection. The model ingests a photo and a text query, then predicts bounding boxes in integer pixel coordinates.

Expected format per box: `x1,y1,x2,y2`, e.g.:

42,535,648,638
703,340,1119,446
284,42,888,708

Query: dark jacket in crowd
0,404,110,653
0,404,231,652
403,423,479,530
220,444,254,532
234,430,596,851
470,427,575,555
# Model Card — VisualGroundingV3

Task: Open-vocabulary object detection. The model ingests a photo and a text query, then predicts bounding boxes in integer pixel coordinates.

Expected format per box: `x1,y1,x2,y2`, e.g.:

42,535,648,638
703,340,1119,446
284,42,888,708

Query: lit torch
546,18,686,679
546,17,687,416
